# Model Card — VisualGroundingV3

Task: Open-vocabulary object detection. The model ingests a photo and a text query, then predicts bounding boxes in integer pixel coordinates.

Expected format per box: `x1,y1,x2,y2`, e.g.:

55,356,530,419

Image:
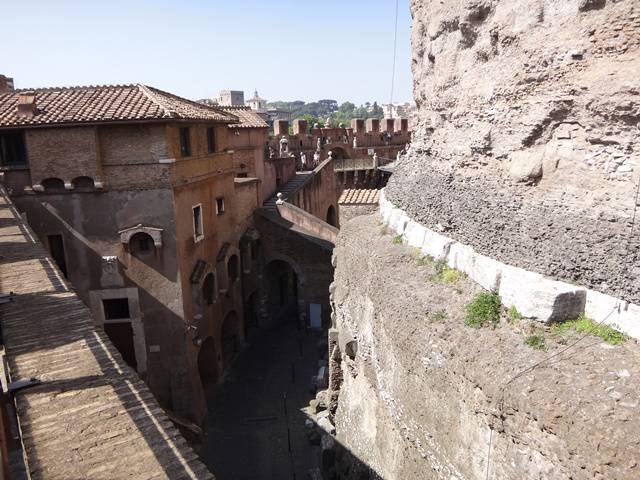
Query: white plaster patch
585,290,640,339
404,220,427,249
421,229,453,259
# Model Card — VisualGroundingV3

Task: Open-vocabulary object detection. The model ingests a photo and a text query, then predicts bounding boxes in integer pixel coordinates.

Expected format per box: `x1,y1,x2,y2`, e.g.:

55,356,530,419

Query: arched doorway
198,337,219,394
221,311,240,368
326,205,337,227
264,260,298,325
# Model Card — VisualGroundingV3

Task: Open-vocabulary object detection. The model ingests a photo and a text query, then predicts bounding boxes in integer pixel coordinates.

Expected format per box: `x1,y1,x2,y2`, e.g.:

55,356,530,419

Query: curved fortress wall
388,0,640,305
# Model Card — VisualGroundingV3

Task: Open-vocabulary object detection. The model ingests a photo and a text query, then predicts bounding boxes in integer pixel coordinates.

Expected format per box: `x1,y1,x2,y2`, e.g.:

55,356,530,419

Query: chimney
17,91,37,118
0,75,14,93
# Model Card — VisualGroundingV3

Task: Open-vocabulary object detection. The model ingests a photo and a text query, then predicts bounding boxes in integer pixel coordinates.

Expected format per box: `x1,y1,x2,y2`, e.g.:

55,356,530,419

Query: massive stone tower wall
387,0,640,304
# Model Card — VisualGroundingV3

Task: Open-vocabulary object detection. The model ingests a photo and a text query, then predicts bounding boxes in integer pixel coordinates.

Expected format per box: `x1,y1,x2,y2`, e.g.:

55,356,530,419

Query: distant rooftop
0,84,237,128
219,105,268,129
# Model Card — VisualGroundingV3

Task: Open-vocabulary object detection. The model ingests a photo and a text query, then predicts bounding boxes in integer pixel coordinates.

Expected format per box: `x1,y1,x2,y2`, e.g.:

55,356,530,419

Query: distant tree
318,99,339,113
302,114,322,128
371,101,384,119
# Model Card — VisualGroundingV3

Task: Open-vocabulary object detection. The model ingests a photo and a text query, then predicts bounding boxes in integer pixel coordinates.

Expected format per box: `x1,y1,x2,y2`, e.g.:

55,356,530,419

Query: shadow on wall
0,186,207,478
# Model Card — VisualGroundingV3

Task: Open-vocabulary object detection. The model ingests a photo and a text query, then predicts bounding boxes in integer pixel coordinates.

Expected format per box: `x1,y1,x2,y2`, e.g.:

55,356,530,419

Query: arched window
227,255,239,283
129,232,155,257
72,176,95,190
202,273,215,305
41,178,65,193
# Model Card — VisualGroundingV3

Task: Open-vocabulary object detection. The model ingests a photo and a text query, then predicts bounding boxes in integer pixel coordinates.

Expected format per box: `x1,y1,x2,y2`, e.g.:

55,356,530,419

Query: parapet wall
380,189,640,339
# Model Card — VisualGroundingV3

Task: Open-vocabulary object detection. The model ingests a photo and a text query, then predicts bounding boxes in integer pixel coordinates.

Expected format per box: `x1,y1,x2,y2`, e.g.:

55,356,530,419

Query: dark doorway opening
103,298,130,320
221,311,240,369
264,260,298,325
198,337,219,395
47,234,68,278
104,322,137,370
326,205,337,227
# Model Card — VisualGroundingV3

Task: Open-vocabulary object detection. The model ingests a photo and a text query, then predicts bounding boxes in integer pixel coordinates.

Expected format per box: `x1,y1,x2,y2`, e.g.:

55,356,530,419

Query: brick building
0,186,213,479
0,83,262,422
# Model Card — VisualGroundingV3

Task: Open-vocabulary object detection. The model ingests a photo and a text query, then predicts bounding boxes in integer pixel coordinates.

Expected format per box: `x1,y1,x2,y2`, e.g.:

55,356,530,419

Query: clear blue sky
1,0,413,106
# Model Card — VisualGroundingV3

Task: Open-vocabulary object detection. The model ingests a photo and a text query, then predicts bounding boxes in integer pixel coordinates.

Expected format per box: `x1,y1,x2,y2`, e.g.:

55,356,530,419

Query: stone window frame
215,197,225,216
89,287,147,375
192,204,204,243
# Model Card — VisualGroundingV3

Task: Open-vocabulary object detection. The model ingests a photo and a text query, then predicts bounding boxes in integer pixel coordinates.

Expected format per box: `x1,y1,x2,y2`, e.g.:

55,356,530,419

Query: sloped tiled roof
0,84,237,128
0,186,214,480
219,106,268,129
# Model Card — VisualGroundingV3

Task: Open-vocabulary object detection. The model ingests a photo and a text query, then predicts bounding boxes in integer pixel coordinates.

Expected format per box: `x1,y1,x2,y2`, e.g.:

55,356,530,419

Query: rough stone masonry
325,1,640,479
387,0,640,304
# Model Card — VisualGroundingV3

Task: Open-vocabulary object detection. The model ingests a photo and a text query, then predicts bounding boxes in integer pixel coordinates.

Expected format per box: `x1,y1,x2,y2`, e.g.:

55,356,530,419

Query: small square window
207,127,216,154
103,298,130,320
193,204,204,241
216,197,225,215
0,132,27,167
179,127,191,157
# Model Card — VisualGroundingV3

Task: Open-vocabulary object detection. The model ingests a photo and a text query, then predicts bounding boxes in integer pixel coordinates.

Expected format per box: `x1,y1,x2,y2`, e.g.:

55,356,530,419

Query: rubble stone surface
330,215,640,479
387,0,640,304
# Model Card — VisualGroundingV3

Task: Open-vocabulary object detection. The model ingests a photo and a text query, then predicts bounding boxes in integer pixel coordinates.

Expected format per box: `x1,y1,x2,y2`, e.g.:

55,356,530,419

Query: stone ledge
379,189,640,338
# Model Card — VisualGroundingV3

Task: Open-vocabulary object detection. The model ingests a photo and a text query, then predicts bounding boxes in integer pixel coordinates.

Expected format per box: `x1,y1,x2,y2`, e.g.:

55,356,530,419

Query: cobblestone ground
202,319,323,480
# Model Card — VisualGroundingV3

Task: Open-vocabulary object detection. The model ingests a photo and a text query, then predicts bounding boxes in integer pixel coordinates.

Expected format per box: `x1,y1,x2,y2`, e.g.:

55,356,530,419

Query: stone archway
329,146,349,160
198,336,219,394
221,311,241,368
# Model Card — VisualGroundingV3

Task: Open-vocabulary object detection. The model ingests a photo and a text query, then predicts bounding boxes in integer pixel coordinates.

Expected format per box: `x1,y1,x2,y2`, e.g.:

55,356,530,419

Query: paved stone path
202,320,322,480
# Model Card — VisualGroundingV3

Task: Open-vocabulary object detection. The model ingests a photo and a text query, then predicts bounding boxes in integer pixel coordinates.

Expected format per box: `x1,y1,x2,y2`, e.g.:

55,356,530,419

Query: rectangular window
103,298,131,320
0,132,27,167
179,127,191,157
193,204,204,241
206,127,216,154
216,197,225,215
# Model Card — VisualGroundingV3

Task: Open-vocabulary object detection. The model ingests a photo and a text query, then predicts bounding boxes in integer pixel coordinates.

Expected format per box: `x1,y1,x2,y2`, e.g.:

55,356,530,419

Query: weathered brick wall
166,123,228,160
26,127,102,185
99,124,168,165
264,156,296,200
290,160,340,227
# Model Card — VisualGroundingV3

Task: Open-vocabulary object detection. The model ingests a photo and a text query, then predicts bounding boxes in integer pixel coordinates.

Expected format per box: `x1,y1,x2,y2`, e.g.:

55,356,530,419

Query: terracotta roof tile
219,106,268,129
0,84,237,128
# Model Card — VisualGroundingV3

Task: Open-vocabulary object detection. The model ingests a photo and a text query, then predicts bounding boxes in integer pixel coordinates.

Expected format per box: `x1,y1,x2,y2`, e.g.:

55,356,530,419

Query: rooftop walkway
0,187,213,480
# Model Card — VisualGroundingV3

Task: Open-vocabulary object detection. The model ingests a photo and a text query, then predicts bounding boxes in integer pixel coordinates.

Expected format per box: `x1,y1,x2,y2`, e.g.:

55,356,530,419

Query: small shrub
551,314,628,345
392,234,403,245
524,333,546,351
508,306,523,324
431,309,448,322
415,254,434,267
440,267,462,284
465,292,501,328
433,258,447,275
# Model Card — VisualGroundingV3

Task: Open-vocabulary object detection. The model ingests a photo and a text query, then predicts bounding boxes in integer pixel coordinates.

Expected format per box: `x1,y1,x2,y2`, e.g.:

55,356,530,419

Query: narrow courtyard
202,319,323,479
